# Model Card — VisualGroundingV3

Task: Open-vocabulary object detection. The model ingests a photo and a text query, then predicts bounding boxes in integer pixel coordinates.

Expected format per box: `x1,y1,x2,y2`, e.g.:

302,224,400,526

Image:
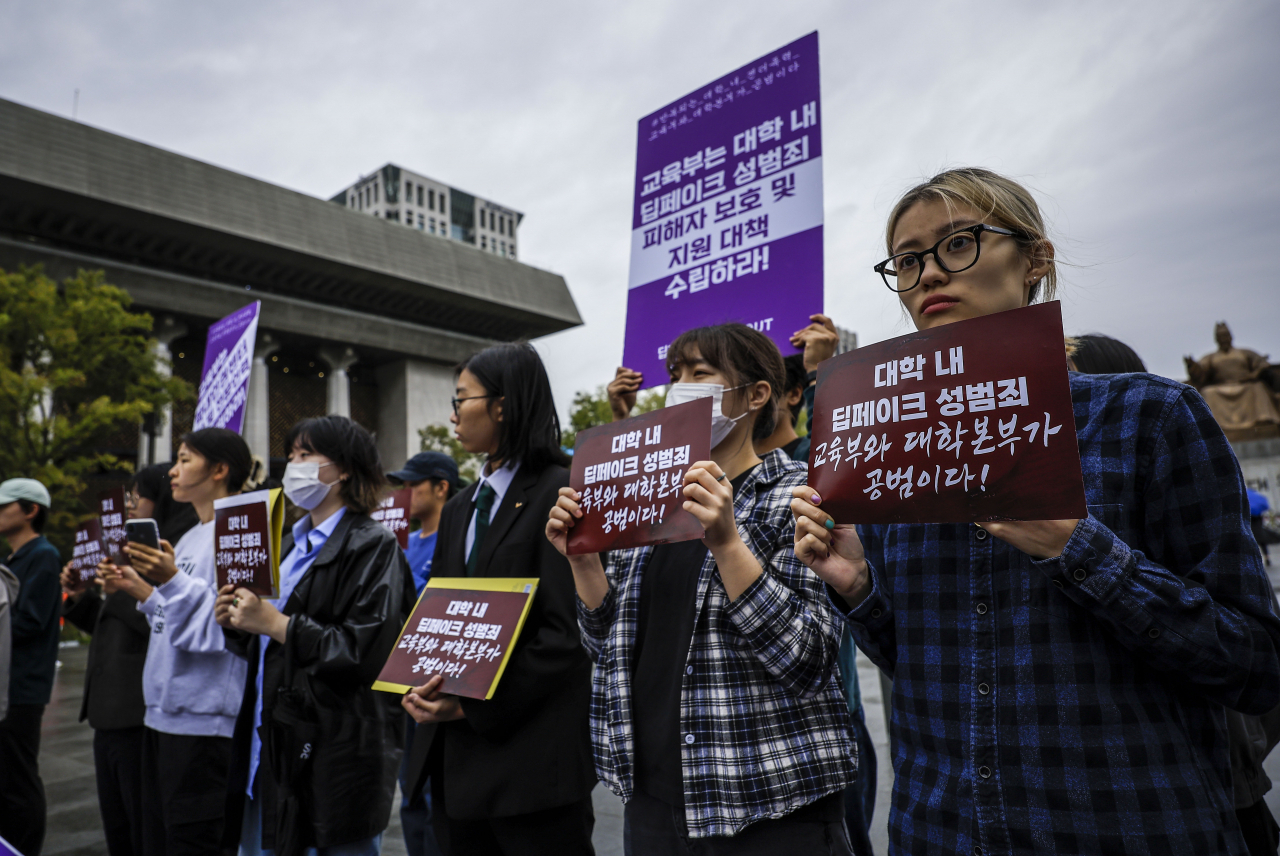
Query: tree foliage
418,424,486,483
561,385,666,450
0,266,188,547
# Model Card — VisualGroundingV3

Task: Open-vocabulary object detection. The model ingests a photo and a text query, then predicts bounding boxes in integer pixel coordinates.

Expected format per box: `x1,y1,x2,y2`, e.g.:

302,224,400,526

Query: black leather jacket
225,511,416,853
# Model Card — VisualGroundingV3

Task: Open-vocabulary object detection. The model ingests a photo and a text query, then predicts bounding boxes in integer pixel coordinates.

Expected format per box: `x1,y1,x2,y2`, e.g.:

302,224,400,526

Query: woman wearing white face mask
215,415,415,856
547,323,856,854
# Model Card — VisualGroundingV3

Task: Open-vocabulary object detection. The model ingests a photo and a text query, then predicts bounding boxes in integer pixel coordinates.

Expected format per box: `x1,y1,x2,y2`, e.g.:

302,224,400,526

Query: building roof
0,97,580,343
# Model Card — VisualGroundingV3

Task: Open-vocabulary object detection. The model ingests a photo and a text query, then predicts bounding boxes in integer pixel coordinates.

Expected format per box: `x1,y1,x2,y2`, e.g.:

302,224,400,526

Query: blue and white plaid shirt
843,372,1280,855
578,449,855,838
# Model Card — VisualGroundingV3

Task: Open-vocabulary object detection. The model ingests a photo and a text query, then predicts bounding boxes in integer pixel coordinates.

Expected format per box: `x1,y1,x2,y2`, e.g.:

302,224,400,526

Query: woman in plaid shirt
547,323,857,853
792,168,1280,855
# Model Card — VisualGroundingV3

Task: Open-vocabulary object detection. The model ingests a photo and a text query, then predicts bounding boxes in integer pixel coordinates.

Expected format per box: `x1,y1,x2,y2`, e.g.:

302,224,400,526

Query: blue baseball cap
387,452,459,487
0,478,51,508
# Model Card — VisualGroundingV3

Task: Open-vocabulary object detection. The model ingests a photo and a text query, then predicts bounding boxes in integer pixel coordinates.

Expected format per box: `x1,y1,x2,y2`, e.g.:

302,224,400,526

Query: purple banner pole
623,32,824,388
193,301,261,434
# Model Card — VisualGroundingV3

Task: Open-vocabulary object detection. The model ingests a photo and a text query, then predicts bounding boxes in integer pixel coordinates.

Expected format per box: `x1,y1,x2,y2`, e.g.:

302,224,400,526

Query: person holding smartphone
60,463,198,856
104,428,253,856
790,168,1280,855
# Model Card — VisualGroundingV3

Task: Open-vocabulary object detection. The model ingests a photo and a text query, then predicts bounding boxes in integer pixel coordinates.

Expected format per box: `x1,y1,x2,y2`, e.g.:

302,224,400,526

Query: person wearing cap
0,477,60,856
389,452,460,598
387,452,458,856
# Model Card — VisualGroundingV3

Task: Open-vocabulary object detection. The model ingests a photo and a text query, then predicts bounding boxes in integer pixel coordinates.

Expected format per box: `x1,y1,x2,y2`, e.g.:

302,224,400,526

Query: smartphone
125,518,161,550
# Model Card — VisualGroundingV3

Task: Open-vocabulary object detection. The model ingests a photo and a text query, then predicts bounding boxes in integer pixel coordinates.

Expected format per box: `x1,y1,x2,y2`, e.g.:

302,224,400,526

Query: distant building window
417,185,424,207
405,180,412,202
418,213,425,229
481,236,487,250
375,182,380,202
428,189,434,211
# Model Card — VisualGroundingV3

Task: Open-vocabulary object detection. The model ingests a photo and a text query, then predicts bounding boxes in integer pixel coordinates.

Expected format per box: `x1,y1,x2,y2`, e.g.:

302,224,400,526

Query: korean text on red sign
98,487,127,564
69,519,105,592
808,302,1086,524
373,579,539,700
567,397,712,554
372,487,412,550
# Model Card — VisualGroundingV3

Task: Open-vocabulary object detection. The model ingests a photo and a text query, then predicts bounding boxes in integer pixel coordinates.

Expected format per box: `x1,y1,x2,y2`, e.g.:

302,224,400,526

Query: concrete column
137,316,188,465
319,346,358,418
375,359,455,469
243,332,280,464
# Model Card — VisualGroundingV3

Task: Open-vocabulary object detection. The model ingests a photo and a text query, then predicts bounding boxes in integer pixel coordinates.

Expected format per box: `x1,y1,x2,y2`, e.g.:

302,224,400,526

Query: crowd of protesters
1,168,1278,856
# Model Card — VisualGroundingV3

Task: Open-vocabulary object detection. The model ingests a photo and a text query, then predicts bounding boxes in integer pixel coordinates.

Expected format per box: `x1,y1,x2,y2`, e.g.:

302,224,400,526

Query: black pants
95,726,148,856
1238,797,1280,856
437,797,596,856
624,790,852,856
140,727,233,856
0,703,47,856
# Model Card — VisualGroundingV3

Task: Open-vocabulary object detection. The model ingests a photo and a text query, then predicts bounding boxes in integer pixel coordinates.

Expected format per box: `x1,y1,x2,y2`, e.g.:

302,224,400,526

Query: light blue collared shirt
247,506,346,797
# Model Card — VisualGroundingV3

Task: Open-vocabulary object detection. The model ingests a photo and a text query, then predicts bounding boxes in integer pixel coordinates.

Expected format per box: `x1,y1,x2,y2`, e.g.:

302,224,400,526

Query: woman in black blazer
402,343,595,856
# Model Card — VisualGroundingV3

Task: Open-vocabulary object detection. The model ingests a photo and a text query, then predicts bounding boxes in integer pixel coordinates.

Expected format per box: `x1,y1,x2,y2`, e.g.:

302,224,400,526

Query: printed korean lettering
733,126,758,154
997,377,1029,408
935,346,965,376
771,173,796,201
733,157,757,186
966,382,995,412
757,147,782,177
791,101,817,130
757,116,783,144
782,135,809,167
1024,412,1063,447
900,355,925,381
937,387,965,416
971,417,995,455
900,392,927,421
874,361,899,388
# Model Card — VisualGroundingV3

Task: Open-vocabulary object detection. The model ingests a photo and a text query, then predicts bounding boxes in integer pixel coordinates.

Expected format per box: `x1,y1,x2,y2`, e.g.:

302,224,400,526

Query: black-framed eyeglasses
874,224,1023,293
451,395,493,415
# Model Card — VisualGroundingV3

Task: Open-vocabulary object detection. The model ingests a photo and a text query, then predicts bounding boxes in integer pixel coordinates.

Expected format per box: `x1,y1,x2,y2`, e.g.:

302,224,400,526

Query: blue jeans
239,793,382,856
399,719,444,856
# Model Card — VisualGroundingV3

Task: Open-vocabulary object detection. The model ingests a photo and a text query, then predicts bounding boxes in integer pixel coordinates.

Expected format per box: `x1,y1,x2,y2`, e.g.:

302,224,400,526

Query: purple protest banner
193,301,261,434
624,32,823,388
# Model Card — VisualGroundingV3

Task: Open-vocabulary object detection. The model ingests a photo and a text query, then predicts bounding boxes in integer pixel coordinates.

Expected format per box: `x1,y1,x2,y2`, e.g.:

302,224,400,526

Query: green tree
0,266,188,550
561,385,666,450
418,424,486,483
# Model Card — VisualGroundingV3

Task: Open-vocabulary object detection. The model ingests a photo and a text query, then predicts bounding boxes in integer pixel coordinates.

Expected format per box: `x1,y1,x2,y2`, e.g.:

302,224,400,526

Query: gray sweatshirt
137,520,246,737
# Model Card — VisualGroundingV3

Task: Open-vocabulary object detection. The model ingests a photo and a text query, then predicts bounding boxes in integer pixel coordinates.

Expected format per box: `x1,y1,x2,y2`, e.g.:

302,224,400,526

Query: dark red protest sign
809,302,1086,524
373,578,539,700
372,487,412,550
214,489,284,597
566,397,711,554
68,519,105,593
98,487,127,565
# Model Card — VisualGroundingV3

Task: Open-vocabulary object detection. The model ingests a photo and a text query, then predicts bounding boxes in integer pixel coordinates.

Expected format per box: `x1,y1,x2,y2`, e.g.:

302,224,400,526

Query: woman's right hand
606,367,643,422
98,559,154,603
214,584,237,628
790,486,872,608
546,487,584,558
60,562,83,596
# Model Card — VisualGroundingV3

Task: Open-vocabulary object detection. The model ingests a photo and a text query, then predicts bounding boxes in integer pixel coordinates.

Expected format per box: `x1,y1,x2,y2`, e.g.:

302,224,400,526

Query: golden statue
1184,322,1280,441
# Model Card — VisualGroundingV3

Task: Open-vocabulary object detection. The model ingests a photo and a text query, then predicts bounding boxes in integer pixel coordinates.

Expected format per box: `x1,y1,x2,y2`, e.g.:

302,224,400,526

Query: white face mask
666,382,754,449
282,461,336,511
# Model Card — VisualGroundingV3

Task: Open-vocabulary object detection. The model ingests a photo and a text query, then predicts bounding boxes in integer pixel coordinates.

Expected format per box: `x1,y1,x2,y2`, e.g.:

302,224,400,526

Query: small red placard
372,487,412,550
566,397,711,554
98,487,128,565
68,519,105,593
808,302,1086,524
373,579,538,700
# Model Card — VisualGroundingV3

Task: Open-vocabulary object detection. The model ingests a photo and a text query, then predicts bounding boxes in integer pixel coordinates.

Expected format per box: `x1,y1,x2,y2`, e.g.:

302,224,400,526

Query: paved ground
38,560,1280,856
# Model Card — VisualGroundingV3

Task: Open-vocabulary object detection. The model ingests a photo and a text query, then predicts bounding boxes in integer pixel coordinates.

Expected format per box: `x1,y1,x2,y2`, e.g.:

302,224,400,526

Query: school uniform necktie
466,482,496,576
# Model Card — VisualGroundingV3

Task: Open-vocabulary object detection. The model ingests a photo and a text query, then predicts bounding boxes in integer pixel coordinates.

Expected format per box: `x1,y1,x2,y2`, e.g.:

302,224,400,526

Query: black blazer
64,590,150,730
407,462,596,819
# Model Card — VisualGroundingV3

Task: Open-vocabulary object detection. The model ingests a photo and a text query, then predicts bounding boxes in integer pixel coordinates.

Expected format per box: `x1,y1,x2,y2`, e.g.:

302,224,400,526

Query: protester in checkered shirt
548,323,857,853
792,168,1280,856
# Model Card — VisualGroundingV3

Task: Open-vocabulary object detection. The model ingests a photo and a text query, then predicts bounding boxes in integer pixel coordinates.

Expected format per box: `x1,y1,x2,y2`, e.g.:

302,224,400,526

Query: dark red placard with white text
98,487,128,565
567,397,711,554
809,302,1086,523
372,488,412,550
68,519,106,593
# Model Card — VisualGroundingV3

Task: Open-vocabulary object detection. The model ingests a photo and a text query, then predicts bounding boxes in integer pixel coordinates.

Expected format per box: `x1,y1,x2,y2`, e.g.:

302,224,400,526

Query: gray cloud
2,0,1276,418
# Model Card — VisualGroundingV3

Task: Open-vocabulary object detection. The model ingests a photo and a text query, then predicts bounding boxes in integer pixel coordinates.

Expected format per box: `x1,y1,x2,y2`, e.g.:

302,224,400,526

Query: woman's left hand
682,461,738,551
225,588,290,642
123,540,179,585
982,519,1080,560
402,675,465,724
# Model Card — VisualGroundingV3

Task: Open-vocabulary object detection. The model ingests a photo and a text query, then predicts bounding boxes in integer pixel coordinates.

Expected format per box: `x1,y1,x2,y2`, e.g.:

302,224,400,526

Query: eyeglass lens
882,230,982,291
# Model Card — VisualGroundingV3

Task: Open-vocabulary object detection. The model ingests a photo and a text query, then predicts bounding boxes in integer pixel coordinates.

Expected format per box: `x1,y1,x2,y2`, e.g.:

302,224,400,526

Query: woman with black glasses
400,343,595,856
793,167,1280,856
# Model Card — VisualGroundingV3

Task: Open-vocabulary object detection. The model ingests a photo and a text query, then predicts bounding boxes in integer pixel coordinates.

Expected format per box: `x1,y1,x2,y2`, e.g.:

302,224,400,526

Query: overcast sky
3,0,1277,421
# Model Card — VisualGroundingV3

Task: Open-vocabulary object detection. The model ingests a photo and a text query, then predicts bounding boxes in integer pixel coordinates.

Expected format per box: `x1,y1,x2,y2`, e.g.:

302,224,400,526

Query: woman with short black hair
400,343,596,856
217,415,414,856
106,427,253,856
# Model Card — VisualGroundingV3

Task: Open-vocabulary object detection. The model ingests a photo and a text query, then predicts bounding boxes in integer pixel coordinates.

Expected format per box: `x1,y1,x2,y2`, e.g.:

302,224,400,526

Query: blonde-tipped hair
885,168,1057,303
